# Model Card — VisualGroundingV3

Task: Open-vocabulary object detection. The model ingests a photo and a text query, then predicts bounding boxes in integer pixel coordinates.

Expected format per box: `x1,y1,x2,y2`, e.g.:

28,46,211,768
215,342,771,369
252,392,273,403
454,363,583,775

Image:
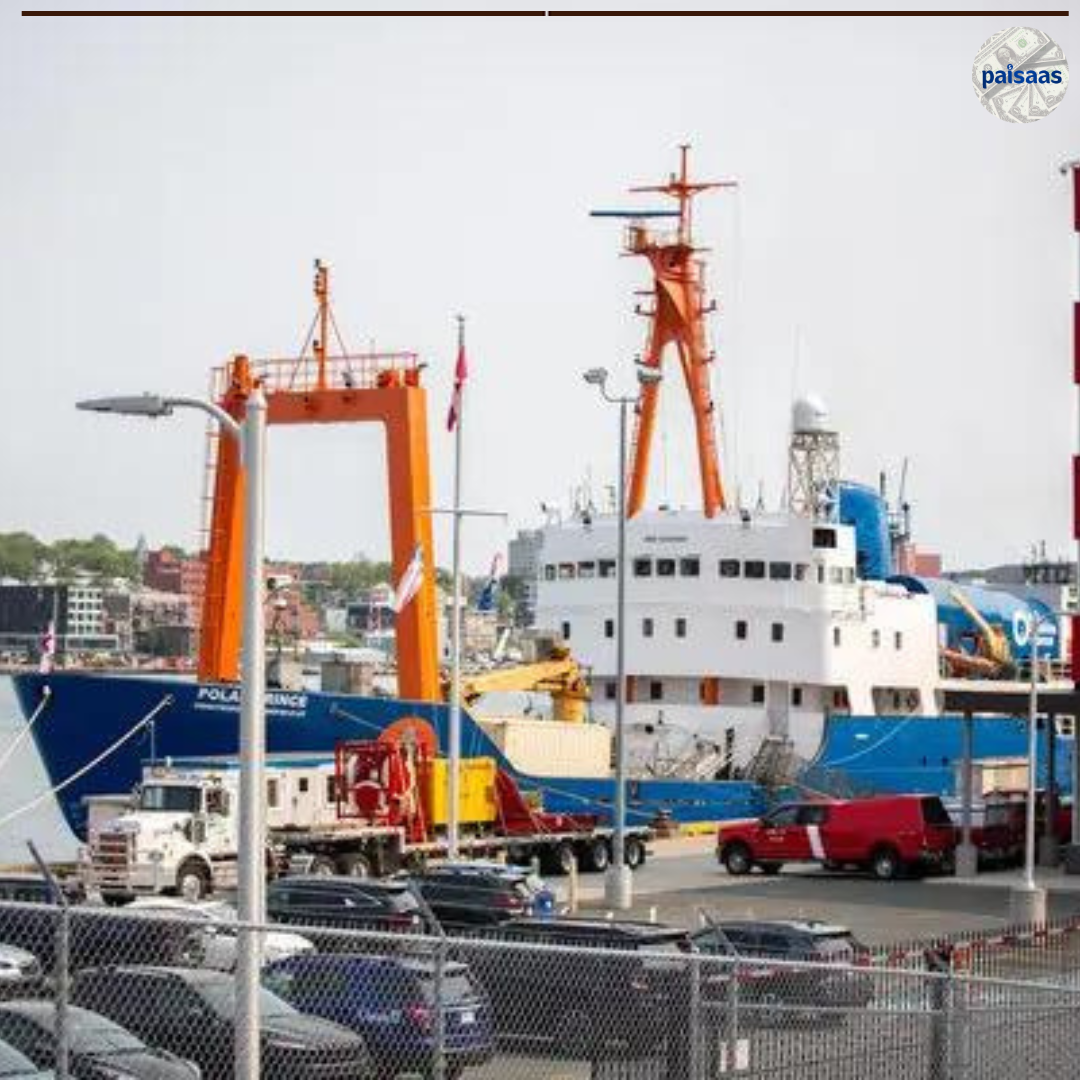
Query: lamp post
77,390,267,1079
1010,610,1053,926
583,364,662,911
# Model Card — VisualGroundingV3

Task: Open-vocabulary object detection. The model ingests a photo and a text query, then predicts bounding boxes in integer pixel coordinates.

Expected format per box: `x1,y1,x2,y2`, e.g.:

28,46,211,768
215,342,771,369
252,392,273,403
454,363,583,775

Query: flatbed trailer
272,821,652,879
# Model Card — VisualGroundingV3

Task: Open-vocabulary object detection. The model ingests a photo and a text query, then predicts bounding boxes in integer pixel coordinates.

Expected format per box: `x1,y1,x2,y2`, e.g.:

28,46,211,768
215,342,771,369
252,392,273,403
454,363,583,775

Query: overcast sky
2,13,1076,574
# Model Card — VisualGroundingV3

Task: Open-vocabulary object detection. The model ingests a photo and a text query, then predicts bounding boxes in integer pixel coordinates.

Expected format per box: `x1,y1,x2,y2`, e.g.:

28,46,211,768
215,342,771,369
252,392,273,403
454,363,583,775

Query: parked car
0,875,85,906
264,952,494,1079
457,917,688,1057
0,875,197,974
127,898,313,971
408,863,554,928
0,1000,200,1079
716,795,956,880
73,965,370,1080
0,1036,53,1078
0,947,43,1000
267,876,427,934
690,919,874,1021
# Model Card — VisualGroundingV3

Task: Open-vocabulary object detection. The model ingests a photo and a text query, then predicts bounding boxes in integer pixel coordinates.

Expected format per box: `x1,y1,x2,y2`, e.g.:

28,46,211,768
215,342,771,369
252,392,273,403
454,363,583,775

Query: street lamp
77,389,268,1080
583,363,662,911
1009,609,1056,926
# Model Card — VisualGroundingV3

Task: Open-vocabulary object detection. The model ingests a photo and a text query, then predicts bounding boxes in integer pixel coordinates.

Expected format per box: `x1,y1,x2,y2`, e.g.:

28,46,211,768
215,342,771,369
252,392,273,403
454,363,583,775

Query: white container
477,717,611,777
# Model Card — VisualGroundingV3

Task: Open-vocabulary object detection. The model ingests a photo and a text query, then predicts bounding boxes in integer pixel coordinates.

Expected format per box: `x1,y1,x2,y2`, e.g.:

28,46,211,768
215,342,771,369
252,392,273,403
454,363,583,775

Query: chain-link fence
0,897,1076,1078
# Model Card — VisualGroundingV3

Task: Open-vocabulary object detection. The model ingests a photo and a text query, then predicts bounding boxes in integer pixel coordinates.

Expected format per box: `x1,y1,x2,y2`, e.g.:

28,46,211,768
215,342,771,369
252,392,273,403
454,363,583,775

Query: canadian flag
39,621,56,675
446,339,469,433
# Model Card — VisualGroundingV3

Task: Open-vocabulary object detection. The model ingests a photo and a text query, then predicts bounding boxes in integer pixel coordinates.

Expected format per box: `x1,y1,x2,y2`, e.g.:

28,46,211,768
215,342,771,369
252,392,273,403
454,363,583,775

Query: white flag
392,545,425,614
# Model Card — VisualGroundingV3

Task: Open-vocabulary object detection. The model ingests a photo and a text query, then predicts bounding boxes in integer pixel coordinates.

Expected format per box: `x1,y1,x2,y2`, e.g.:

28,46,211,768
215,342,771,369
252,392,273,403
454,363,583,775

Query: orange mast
620,146,736,519
197,263,440,702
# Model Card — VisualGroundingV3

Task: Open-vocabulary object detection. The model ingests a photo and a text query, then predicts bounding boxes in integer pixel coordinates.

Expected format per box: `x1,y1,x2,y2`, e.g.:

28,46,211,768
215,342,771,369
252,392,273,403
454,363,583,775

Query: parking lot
572,835,1080,943
0,846,1080,1078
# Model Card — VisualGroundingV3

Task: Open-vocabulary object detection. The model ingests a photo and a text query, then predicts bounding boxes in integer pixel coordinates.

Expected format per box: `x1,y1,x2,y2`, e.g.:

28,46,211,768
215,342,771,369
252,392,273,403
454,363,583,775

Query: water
0,676,79,865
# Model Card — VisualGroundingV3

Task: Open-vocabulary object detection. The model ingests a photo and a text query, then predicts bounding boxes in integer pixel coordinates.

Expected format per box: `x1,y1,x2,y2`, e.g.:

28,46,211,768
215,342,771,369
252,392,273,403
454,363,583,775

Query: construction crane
446,646,592,723
944,586,1016,679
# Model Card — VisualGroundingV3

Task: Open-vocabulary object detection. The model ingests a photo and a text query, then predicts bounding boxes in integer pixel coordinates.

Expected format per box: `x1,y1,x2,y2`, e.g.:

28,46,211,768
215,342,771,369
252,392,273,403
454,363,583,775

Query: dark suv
458,917,690,1057
73,965,371,1079
0,1001,200,1079
265,952,494,1079
0,874,194,973
267,876,427,934
690,919,874,1020
409,862,553,928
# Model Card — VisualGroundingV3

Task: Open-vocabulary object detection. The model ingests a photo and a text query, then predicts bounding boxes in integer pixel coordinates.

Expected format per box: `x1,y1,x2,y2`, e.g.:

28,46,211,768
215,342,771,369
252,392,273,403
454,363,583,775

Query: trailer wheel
541,841,575,876
624,835,646,870
176,860,211,902
337,853,372,879
582,837,610,873
308,855,337,876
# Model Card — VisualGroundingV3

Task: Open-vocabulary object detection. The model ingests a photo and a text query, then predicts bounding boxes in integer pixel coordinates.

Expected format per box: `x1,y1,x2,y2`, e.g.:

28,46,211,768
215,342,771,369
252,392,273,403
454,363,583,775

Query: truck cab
85,770,238,903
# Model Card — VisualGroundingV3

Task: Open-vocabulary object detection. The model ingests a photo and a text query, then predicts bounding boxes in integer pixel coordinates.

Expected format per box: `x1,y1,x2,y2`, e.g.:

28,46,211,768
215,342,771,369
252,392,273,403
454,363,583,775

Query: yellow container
425,757,498,827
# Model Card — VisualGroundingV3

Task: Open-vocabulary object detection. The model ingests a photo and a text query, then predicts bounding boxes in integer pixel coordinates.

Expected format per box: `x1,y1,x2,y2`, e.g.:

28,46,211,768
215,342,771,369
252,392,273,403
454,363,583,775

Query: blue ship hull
11,673,1074,840
12,673,766,839
810,714,1075,798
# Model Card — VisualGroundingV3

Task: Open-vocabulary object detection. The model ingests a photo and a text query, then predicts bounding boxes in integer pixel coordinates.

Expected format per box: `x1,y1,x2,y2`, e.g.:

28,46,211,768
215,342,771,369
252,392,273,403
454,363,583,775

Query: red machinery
333,736,598,845
334,739,428,843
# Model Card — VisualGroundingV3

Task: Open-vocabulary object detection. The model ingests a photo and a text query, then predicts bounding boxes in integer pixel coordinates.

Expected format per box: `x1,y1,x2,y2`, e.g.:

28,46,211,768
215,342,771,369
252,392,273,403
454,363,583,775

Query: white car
0,944,42,992
127,898,314,971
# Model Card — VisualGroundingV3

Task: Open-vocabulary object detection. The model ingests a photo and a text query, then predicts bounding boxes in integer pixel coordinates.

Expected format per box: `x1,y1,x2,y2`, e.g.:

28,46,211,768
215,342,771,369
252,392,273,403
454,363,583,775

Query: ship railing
211,351,421,398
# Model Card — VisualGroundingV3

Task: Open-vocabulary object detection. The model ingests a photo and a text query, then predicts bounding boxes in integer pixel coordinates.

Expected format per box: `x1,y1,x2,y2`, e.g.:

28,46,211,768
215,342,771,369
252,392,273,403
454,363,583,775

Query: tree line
0,534,517,617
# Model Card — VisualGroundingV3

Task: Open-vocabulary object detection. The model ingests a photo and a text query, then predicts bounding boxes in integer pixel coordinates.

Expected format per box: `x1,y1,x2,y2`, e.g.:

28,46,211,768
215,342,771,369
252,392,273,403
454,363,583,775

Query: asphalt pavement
562,836,1080,943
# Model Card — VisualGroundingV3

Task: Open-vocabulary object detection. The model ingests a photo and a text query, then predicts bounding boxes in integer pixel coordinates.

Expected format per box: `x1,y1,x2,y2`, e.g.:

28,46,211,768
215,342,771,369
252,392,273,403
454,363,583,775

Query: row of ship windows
561,619,904,650
596,682,927,711
597,681,815,706
544,558,856,585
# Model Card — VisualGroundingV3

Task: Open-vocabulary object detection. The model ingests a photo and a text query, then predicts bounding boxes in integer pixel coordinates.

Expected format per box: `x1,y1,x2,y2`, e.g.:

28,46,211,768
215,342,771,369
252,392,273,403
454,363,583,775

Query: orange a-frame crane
196,262,440,702
615,146,736,519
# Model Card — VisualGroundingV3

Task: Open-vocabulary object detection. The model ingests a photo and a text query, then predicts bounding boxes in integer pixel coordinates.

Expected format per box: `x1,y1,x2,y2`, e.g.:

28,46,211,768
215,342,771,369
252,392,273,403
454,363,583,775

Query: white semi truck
83,747,649,903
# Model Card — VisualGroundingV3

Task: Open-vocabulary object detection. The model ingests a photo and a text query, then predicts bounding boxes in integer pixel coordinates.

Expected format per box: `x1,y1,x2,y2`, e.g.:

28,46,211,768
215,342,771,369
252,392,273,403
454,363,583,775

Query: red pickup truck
716,795,957,881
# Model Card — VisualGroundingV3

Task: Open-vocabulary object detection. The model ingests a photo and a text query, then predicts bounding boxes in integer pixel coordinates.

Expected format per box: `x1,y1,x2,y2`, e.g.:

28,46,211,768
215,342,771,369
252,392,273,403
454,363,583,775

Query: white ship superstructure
534,504,941,774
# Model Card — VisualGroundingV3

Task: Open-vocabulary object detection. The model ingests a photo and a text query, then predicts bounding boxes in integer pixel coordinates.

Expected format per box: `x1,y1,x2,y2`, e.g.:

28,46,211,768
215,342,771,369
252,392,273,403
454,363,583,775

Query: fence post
55,902,71,1080
947,956,970,1080
28,843,69,1080
432,934,447,1080
409,881,446,1080
926,945,953,1080
724,955,741,1076
688,951,703,1080
568,854,579,914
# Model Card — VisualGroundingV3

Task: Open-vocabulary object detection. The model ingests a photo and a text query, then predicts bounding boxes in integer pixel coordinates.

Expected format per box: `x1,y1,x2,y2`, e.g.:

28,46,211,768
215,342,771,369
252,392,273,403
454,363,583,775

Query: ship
10,150,1075,843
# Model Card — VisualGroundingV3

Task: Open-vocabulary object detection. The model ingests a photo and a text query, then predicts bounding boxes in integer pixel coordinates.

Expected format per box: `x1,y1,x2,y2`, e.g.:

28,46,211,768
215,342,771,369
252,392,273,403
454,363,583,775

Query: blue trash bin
534,887,556,918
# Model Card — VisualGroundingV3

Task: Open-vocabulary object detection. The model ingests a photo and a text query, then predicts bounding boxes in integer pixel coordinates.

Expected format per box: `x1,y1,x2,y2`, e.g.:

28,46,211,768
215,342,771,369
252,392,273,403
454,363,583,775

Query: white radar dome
792,394,833,434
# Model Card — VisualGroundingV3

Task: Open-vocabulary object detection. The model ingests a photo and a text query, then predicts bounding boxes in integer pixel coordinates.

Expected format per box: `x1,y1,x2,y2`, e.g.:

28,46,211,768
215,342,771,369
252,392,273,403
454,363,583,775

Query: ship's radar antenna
788,394,840,521
590,146,738,519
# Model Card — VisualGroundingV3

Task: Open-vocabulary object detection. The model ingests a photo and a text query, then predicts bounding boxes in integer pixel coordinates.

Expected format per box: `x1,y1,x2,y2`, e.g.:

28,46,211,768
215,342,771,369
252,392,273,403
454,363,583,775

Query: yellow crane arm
446,647,591,723
946,587,1013,668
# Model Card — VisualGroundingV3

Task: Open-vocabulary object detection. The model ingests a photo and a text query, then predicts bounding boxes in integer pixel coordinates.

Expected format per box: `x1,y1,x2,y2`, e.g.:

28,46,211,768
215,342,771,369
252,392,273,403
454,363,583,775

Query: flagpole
448,315,465,860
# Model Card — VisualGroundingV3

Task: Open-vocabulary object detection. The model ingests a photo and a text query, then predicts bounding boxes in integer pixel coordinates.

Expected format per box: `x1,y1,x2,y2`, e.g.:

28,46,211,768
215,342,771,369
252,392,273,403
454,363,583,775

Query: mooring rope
0,693,174,832
0,685,52,778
